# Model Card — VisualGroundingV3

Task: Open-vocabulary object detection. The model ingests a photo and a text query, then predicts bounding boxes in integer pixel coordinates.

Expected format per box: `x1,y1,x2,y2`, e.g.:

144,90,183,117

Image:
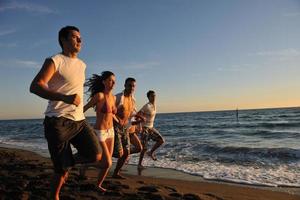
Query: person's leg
50,171,68,200
96,140,111,192
113,147,129,179
138,147,146,167
72,120,102,163
130,133,142,154
44,117,77,199
138,149,147,169
96,136,114,190
113,131,130,179
107,128,115,157
138,130,148,168
112,128,123,158
147,128,165,161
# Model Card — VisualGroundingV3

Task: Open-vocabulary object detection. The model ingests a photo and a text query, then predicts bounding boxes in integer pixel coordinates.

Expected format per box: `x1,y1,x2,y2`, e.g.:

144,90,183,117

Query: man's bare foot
147,151,157,161
112,173,126,179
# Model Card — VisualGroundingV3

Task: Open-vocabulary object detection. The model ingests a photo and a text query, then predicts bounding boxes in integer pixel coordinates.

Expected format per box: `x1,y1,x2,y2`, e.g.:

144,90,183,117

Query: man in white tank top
30,26,102,200
137,90,165,169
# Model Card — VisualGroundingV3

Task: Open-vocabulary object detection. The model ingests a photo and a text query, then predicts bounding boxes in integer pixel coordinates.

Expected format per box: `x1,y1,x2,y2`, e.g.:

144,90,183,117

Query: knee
123,149,129,157
95,153,102,162
137,144,143,152
85,152,103,162
53,170,68,181
102,158,112,169
141,148,147,154
63,171,69,178
108,159,113,168
141,146,147,153
160,138,165,144
118,149,124,158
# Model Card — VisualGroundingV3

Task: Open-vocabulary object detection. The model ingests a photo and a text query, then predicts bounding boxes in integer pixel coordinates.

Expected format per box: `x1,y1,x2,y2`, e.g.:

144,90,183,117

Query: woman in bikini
82,71,117,192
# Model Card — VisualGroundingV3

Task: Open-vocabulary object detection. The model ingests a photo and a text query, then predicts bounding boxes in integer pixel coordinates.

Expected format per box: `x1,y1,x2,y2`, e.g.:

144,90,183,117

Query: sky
0,0,300,120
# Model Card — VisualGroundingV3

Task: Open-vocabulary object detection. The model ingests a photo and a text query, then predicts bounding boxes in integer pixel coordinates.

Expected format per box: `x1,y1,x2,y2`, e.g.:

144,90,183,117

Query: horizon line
1,105,299,121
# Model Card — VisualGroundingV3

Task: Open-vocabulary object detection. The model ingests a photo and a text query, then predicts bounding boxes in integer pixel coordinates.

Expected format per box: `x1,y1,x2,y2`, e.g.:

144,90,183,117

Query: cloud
217,64,254,72
249,48,300,63
122,61,160,69
217,66,242,72
0,42,17,47
91,61,161,70
0,1,55,14
0,29,16,36
252,48,300,57
31,39,55,48
248,48,300,62
282,12,300,17
214,49,300,74
0,59,41,69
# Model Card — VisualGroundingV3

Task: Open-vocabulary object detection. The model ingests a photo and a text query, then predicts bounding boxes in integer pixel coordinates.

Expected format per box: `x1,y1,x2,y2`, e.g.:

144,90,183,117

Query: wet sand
0,147,299,200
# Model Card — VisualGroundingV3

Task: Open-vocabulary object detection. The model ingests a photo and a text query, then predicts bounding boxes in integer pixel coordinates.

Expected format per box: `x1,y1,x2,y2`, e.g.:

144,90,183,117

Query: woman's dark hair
85,71,115,99
58,26,80,49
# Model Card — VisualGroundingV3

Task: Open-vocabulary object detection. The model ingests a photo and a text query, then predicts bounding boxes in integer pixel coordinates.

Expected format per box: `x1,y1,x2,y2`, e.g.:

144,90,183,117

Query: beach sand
0,147,299,200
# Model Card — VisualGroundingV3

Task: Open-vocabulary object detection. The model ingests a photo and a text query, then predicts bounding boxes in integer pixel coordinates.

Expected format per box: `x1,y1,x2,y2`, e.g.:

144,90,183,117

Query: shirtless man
112,77,143,179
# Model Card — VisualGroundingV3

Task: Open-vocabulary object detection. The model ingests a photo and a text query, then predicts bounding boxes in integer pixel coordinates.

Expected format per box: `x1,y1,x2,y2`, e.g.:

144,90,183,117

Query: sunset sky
0,0,300,120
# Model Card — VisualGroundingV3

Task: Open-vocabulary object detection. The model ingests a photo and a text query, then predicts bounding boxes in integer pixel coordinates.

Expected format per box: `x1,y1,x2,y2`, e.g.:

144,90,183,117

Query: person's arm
132,114,145,125
83,95,97,112
112,95,120,123
135,105,147,123
29,58,80,106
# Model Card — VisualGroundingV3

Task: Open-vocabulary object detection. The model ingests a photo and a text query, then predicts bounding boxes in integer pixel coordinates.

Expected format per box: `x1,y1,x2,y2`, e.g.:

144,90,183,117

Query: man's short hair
125,77,136,85
58,26,80,49
147,90,155,98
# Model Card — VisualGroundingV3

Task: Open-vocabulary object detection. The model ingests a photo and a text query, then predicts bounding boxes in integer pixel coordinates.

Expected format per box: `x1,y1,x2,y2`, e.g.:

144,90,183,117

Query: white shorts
95,128,114,142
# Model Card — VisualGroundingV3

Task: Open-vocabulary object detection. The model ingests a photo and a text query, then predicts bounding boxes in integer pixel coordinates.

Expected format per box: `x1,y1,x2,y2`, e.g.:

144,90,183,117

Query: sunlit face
103,75,116,91
124,81,136,94
63,30,82,53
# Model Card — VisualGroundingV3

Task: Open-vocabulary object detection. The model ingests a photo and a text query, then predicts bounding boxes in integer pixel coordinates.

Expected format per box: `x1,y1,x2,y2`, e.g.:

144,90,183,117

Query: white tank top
44,53,86,121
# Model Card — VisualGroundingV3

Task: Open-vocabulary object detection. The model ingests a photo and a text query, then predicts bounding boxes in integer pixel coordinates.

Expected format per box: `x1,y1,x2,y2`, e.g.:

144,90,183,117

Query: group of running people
30,25,164,200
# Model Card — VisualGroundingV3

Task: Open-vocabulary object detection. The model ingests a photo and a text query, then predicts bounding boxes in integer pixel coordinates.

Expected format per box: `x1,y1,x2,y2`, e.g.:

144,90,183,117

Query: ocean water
0,107,299,187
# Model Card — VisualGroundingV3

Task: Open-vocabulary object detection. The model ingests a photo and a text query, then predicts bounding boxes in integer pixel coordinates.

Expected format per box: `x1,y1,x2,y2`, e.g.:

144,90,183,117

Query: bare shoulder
95,92,105,102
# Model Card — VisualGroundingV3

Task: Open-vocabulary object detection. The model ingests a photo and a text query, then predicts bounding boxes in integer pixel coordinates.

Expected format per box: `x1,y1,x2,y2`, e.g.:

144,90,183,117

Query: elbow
83,105,89,113
29,81,40,95
29,82,36,94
